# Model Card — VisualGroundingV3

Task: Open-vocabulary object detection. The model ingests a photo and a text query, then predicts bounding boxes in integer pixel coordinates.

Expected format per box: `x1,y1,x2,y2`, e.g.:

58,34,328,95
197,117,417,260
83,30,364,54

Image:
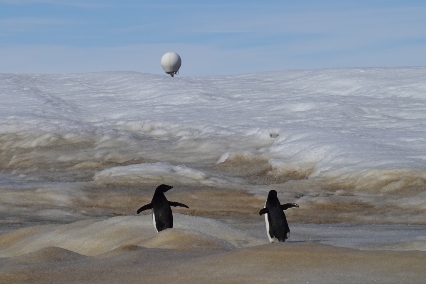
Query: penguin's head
156,184,173,193
268,190,278,198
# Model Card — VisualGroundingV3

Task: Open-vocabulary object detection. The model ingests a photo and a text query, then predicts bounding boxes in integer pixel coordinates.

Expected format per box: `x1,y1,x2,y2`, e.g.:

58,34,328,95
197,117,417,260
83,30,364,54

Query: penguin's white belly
264,202,274,243
152,209,158,233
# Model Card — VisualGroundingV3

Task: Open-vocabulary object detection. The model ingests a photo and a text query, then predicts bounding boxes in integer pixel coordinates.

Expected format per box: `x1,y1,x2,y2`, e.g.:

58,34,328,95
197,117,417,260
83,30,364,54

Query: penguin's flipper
281,203,299,210
259,208,269,216
137,203,153,214
169,201,189,208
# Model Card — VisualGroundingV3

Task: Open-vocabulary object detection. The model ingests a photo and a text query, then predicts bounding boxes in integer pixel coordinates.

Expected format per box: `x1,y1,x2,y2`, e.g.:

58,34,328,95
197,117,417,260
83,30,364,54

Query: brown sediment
1,179,424,227
211,153,314,184
72,184,263,221
170,186,263,217
0,132,158,182
71,181,426,225
323,169,426,195
0,242,425,284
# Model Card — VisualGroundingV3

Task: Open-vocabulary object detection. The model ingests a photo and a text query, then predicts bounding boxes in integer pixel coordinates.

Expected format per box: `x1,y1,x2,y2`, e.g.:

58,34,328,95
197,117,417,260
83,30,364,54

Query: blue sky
0,0,425,76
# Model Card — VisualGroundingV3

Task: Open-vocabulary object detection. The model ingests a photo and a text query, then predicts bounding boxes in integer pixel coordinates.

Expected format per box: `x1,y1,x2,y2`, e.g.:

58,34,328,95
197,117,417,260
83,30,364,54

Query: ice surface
1,68,426,182
1,68,426,282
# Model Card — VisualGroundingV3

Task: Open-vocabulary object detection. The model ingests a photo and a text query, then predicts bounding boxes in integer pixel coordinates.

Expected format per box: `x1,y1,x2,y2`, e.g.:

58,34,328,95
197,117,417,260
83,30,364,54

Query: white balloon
161,52,181,77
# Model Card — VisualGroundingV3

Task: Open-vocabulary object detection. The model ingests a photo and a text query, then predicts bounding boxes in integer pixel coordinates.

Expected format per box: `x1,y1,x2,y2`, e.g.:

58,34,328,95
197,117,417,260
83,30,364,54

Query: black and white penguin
259,190,298,243
137,184,189,232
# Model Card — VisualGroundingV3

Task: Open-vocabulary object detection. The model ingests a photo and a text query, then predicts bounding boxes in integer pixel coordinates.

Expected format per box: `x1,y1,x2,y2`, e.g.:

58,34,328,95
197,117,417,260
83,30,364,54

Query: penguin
259,190,298,243
137,184,189,232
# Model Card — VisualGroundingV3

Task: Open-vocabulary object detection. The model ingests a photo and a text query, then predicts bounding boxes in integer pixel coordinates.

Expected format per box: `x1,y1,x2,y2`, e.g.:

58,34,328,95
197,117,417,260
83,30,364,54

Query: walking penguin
137,184,189,232
259,190,299,242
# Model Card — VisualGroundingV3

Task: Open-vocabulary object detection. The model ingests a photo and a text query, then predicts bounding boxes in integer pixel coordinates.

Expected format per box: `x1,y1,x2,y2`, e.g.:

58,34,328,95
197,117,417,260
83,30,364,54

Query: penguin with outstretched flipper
259,190,298,242
137,184,189,232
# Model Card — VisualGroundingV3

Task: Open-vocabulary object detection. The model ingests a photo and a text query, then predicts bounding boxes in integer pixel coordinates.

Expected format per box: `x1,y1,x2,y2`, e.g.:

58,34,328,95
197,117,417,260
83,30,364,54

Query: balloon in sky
160,52,181,77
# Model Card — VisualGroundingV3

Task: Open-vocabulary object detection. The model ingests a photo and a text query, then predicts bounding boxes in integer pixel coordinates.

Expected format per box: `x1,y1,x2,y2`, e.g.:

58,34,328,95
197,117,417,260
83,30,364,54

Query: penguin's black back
152,185,174,232
265,191,290,242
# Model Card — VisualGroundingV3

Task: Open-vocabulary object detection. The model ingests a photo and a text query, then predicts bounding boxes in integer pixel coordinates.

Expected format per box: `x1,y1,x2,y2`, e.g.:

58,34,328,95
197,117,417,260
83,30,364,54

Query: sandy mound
141,229,235,251
1,242,425,284
9,247,87,264
0,215,262,258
